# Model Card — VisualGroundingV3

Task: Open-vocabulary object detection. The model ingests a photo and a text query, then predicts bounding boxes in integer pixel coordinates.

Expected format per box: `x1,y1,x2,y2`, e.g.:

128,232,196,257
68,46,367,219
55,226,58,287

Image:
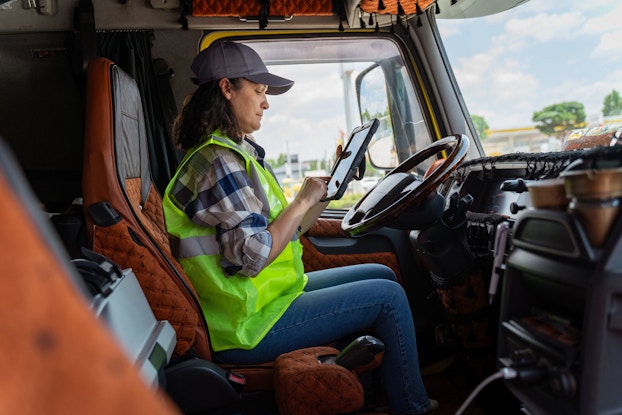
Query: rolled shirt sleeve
170,145,273,277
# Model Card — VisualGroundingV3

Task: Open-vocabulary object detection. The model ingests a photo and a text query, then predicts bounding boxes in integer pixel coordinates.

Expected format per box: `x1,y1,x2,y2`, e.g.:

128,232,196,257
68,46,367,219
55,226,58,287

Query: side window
358,64,398,169
241,36,434,209
398,66,434,168
358,61,434,176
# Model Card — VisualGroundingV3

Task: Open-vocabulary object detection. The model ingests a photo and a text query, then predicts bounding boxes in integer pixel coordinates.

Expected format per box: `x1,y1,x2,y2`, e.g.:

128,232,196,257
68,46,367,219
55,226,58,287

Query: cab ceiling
191,0,439,17
0,0,521,33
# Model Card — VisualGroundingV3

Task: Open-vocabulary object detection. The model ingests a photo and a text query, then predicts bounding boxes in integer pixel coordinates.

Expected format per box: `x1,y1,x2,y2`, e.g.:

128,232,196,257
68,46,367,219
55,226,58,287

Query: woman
163,40,435,414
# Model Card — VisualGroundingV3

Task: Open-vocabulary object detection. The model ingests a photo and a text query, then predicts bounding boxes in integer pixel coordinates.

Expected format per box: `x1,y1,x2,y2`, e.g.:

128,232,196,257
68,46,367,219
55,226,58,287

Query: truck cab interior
1,1,621,414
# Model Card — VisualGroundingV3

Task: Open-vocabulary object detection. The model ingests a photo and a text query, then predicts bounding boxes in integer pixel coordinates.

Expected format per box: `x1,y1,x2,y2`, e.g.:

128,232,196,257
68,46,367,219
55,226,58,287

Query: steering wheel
342,134,469,236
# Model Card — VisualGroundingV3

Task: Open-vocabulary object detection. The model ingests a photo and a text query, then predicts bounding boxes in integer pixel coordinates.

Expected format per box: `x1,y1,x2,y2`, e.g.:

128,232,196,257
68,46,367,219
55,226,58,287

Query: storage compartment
497,209,622,415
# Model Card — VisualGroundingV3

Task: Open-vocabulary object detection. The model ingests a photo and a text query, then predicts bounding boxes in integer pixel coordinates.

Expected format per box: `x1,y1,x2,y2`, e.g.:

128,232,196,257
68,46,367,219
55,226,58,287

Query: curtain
97,31,178,196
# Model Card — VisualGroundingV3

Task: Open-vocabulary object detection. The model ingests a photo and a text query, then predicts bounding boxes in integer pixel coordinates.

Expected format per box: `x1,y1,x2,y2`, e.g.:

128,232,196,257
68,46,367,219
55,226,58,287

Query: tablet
324,118,379,201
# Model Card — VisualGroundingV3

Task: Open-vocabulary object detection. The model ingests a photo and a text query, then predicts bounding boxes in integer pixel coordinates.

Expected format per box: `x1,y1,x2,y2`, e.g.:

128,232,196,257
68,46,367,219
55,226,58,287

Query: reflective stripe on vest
163,132,307,351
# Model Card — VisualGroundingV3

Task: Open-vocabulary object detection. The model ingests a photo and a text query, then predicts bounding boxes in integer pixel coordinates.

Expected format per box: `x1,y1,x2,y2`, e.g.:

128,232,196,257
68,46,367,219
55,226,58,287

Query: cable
455,368,517,415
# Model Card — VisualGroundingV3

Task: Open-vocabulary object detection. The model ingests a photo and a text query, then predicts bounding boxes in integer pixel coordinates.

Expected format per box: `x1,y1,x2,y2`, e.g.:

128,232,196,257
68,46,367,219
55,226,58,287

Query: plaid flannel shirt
167,137,275,277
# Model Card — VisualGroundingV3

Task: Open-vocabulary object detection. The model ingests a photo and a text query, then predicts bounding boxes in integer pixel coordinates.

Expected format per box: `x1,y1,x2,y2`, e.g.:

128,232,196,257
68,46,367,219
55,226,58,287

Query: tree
470,114,489,140
532,101,586,139
603,90,622,117
266,153,287,168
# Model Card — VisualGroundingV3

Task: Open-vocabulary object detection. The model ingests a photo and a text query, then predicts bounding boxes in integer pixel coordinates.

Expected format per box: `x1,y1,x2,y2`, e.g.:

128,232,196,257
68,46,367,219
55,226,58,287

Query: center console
497,208,622,414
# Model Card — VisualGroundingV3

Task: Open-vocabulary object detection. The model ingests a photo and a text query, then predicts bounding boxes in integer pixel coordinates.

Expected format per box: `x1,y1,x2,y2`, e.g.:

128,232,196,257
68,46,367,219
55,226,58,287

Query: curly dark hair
172,78,244,149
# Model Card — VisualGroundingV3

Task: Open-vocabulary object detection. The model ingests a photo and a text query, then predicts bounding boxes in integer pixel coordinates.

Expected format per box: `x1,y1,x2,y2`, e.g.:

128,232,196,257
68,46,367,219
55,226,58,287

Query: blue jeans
215,263,430,414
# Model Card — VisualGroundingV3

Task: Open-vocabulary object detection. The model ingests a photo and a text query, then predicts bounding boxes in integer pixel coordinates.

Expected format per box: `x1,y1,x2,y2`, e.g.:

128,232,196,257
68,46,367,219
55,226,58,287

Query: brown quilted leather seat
83,57,210,360
273,346,364,415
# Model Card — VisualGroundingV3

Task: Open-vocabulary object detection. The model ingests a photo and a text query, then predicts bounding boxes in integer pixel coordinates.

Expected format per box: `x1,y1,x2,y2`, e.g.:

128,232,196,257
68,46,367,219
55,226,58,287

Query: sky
254,63,352,163
254,0,622,162
438,0,622,131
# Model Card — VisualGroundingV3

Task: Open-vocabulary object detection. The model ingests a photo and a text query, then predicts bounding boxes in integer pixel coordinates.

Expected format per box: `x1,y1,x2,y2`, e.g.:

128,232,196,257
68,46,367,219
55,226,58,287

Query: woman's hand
264,144,341,266
266,176,326,265
295,176,328,208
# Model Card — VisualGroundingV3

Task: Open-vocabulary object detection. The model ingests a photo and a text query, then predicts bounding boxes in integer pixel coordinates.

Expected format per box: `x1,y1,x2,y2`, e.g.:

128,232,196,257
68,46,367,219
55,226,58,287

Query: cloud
592,29,622,60
258,0,622,159
451,52,496,92
581,1,622,34
256,96,345,160
437,21,461,39
492,69,538,101
440,0,622,131
449,38,538,128
256,63,350,161
507,1,622,60
578,68,622,118
258,102,346,162
504,11,586,42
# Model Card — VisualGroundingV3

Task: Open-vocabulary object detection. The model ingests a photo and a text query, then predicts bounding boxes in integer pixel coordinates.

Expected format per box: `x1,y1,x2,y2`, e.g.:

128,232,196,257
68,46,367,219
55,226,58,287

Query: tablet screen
324,119,379,201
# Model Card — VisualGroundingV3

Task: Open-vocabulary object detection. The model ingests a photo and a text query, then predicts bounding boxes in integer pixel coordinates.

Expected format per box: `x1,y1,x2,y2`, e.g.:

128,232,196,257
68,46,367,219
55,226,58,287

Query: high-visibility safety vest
163,133,307,352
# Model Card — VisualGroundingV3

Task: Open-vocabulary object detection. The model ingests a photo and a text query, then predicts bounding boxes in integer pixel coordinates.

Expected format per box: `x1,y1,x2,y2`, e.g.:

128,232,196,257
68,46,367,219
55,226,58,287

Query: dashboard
441,145,622,220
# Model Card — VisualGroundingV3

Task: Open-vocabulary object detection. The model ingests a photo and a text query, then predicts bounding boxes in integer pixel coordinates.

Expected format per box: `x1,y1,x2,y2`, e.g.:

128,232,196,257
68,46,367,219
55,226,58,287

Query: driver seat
77,54,396,408
82,57,387,414
82,57,209,358
82,57,274,391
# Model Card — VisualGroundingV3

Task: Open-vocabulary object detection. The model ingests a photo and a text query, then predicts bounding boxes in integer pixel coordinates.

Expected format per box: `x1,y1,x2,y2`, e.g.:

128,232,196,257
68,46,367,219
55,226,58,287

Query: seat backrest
0,138,180,415
82,57,211,359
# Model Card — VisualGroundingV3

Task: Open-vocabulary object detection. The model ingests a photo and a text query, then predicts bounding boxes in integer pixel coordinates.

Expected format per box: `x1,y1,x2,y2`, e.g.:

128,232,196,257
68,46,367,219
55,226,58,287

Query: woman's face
221,78,269,135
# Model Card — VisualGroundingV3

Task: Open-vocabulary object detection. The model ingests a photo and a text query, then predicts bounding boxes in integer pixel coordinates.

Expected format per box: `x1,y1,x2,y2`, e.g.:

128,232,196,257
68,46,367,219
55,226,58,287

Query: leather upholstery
82,57,210,359
273,347,364,415
301,218,403,283
192,0,334,16
359,0,437,15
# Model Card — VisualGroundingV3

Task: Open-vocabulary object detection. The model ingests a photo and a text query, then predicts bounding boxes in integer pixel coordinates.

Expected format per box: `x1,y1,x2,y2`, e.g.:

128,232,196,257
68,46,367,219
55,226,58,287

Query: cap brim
246,72,294,95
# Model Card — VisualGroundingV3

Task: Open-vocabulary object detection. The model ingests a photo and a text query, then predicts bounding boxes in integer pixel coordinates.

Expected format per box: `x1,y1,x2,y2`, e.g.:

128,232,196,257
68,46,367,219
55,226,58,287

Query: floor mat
422,354,523,415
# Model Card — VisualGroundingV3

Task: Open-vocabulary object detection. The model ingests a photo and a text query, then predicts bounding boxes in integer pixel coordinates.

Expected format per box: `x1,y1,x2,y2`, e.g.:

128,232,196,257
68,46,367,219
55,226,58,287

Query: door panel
301,218,404,283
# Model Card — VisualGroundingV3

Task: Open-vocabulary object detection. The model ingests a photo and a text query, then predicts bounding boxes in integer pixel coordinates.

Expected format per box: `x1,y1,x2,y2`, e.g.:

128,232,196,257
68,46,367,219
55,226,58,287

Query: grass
327,193,364,210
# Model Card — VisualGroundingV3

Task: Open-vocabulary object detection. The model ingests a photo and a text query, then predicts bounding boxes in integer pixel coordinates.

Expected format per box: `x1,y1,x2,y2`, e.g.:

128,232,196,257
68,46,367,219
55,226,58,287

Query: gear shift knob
335,335,385,373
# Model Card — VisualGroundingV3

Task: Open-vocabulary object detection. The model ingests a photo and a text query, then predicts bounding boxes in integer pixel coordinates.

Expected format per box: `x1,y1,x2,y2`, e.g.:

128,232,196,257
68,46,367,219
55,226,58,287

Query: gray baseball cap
191,41,294,95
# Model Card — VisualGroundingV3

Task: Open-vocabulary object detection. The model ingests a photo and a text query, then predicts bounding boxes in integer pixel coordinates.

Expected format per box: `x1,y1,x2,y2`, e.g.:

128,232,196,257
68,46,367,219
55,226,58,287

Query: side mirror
357,64,397,169
367,134,397,169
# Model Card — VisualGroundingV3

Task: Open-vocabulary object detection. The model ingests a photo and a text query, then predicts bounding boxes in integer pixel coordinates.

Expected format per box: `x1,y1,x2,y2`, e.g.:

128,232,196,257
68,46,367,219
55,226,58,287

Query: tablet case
324,118,379,201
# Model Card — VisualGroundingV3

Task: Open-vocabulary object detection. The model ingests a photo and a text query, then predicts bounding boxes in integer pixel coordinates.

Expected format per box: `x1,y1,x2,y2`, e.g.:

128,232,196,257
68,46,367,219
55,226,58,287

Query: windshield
437,0,622,156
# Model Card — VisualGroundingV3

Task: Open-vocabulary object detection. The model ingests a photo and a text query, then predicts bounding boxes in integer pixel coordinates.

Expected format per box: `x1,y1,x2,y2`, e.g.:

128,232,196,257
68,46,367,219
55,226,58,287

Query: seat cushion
273,346,364,415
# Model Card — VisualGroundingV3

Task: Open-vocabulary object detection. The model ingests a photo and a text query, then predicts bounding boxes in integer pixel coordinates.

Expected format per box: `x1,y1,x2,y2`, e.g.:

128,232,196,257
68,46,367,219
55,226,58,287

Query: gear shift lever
334,335,385,373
